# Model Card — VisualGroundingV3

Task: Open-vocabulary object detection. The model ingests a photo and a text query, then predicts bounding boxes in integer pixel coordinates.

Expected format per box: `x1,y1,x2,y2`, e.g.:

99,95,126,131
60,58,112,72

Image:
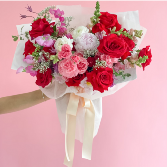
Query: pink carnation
114,62,125,72
100,54,119,68
58,44,72,59
77,57,88,74
58,58,78,78
71,55,80,64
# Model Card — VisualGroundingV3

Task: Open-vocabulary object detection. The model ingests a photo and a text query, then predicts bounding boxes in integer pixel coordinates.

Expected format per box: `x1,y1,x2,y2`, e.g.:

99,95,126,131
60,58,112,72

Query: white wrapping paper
11,5,147,142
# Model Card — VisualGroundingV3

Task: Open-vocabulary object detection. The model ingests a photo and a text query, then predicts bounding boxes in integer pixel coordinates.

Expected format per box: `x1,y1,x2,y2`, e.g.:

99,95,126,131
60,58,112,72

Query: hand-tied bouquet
12,2,152,167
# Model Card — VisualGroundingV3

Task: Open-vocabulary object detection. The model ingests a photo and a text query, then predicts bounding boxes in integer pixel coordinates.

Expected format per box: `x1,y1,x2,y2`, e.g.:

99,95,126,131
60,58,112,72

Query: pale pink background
0,1,167,167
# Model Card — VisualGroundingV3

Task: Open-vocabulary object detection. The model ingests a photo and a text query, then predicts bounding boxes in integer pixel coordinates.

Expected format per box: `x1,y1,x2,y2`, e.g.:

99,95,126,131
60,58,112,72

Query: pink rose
71,55,80,64
58,58,78,78
58,44,72,60
100,54,118,68
77,57,88,74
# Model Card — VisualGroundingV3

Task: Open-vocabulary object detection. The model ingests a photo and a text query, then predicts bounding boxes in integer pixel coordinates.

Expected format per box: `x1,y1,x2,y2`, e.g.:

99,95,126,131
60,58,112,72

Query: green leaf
136,49,141,52
20,36,24,40
13,36,18,41
53,25,56,31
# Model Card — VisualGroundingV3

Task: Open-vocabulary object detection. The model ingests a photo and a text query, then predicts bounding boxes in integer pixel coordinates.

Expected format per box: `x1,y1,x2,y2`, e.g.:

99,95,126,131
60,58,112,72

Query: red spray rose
99,12,121,31
97,34,128,58
23,40,36,57
138,45,152,71
92,23,110,34
35,68,53,88
86,67,113,93
65,73,86,87
29,18,55,38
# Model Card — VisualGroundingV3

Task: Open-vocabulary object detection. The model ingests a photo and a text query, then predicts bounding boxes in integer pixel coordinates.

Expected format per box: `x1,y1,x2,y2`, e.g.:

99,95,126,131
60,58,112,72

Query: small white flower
54,36,73,52
72,26,89,39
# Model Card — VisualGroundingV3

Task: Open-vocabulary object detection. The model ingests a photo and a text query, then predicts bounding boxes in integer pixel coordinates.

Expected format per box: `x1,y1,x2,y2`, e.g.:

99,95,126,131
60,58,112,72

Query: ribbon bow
64,93,95,167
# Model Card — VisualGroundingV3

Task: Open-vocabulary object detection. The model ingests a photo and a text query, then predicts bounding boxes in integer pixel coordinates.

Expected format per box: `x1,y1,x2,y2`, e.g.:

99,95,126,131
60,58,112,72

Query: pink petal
16,66,24,74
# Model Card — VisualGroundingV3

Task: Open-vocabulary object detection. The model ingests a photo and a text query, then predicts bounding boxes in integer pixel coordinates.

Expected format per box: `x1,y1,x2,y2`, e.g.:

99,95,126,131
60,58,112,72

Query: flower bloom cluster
14,1,152,92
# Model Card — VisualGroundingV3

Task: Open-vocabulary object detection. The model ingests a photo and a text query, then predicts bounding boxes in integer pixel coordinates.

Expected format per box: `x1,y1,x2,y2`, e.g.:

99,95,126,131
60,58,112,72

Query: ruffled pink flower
66,33,73,39
73,52,84,57
23,55,34,64
100,54,119,68
77,57,88,74
71,55,80,64
58,44,72,59
114,62,125,72
25,65,37,77
35,34,54,47
58,58,78,78
57,26,67,36
16,66,24,74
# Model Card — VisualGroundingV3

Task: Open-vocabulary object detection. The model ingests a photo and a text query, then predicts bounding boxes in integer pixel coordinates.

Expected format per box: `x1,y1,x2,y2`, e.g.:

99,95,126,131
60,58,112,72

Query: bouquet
11,2,152,167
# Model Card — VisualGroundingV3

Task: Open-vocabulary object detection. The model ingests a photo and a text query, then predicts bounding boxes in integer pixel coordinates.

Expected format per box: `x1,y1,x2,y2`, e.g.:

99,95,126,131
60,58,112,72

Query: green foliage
20,36,24,40
91,1,101,25
134,30,143,38
12,36,18,41
50,54,59,64
135,55,148,67
113,68,131,80
111,27,133,40
25,31,30,40
53,24,56,31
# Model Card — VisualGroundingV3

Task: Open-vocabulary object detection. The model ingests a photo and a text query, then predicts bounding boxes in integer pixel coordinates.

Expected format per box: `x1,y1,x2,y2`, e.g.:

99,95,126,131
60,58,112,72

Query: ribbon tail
64,93,80,167
82,100,95,160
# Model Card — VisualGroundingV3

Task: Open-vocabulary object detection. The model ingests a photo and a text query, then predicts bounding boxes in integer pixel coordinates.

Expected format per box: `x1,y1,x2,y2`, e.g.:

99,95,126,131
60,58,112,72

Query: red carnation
86,67,113,93
35,68,53,88
66,73,86,87
92,23,110,34
138,46,152,71
23,40,36,57
99,12,121,31
87,57,96,67
29,18,55,39
97,34,128,58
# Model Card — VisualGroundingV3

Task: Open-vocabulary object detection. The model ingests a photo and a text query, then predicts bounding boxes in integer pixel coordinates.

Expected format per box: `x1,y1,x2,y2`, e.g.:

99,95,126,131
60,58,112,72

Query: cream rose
72,26,89,40
54,36,73,52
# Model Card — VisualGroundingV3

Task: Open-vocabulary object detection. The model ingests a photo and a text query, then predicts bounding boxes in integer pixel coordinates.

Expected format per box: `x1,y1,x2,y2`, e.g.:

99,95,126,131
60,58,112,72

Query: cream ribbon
64,93,95,167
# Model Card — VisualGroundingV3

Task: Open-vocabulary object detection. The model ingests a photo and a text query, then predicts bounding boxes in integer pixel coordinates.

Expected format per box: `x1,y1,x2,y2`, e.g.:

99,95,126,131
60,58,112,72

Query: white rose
72,26,89,40
54,36,73,52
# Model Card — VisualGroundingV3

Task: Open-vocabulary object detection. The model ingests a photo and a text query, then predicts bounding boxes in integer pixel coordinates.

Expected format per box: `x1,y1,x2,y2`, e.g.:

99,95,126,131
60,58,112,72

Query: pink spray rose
71,55,80,64
77,57,88,74
100,54,119,68
58,44,72,59
58,58,78,78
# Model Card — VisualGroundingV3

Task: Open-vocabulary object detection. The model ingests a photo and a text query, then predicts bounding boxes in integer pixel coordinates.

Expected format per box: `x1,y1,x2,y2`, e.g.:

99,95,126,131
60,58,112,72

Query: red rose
86,67,113,93
66,73,86,87
138,45,152,71
35,68,53,88
122,35,135,51
23,40,36,57
29,18,55,38
87,57,96,67
97,34,128,58
99,12,121,31
92,23,110,34
121,51,131,60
